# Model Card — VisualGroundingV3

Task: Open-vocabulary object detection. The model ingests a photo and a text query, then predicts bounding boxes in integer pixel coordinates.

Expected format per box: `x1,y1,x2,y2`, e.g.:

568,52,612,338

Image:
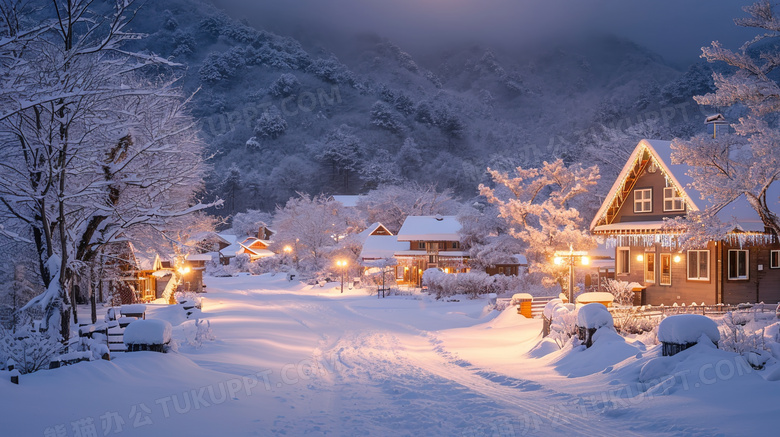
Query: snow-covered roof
396,216,461,241
186,254,213,262
217,233,238,245
394,250,468,257
591,139,779,234
360,235,407,260
244,248,275,259
220,242,243,257
331,195,363,207
241,237,271,248
512,254,527,265
355,222,393,245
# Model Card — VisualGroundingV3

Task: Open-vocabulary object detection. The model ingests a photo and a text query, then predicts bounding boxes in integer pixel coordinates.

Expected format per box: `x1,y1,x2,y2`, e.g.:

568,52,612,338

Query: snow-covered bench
123,319,172,353
658,314,720,356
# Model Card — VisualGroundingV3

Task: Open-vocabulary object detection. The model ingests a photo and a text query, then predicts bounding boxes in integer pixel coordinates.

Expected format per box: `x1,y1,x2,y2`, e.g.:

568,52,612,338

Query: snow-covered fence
609,302,774,320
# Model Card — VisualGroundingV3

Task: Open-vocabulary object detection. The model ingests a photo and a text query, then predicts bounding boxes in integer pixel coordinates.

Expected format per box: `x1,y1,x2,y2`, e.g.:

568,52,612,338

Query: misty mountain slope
126,0,714,216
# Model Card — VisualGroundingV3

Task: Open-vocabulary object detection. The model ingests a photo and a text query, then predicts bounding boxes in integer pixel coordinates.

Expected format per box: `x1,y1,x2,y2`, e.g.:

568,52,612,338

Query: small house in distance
484,254,527,277
358,223,407,268
394,215,469,286
590,139,780,305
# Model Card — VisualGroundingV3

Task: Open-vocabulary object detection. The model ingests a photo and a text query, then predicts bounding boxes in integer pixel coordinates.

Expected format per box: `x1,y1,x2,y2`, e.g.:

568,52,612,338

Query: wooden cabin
590,139,780,305
237,237,275,261
394,216,469,286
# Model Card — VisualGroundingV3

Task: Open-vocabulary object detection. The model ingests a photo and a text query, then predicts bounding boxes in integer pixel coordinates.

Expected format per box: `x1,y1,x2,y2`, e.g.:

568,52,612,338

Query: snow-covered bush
602,279,637,306
0,324,61,374
612,308,658,335
232,253,252,272
719,310,773,368
548,303,577,349
186,319,215,349
422,270,498,299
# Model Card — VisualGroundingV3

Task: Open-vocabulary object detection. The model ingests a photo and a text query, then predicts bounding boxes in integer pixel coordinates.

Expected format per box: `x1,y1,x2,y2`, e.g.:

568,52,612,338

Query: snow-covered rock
657,314,720,345
123,319,173,346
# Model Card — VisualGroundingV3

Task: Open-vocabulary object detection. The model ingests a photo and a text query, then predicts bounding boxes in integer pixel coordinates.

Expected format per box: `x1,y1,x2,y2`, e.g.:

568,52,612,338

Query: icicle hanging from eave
604,233,680,249
723,232,776,248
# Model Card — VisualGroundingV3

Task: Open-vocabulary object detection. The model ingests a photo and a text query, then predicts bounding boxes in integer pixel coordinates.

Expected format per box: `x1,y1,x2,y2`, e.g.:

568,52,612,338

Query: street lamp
553,245,590,303
336,260,347,293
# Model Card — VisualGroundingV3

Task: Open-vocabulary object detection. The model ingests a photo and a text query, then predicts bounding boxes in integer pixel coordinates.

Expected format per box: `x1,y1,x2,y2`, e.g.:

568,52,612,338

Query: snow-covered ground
2,274,778,436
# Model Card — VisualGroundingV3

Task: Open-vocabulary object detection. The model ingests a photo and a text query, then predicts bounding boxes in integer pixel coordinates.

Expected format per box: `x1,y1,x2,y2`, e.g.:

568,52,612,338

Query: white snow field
2,274,778,436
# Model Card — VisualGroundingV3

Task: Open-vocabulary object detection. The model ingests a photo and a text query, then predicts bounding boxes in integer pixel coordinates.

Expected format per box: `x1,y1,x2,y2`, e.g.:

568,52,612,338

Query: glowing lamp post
553,245,590,304
336,260,348,293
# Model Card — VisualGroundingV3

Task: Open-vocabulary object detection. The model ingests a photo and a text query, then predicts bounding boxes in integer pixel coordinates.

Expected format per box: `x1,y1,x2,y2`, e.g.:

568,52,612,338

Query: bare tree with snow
0,1,216,341
672,1,780,239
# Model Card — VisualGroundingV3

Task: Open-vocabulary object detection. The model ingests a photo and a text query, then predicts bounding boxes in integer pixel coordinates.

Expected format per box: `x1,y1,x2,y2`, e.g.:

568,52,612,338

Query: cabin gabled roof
590,139,698,232
591,139,778,234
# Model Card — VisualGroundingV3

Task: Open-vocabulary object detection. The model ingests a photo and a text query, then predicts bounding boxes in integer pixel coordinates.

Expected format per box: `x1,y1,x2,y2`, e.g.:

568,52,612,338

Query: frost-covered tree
314,125,365,193
370,101,405,134
254,106,287,140
396,137,423,180
220,164,243,215
359,149,402,190
269,73,300,98
355,184,460,234
0,1,216,340
672,1,780,239
458,204,524,272
479,160,600,287
270,194,355,273
231,209,273,239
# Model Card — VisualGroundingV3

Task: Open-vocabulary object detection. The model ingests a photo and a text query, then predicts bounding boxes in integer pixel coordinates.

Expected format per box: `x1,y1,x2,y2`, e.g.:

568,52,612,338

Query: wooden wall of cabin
614,243,718,305
721,242,780,304
612,168,687,224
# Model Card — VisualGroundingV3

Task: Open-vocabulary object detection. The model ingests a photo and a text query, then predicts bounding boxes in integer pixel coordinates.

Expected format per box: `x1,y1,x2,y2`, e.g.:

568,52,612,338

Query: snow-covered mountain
128,1,717,215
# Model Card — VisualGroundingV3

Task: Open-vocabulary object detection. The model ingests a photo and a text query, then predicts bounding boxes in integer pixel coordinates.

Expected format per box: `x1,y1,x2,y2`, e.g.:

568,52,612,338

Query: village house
394,215,470,286
590,139,780,305
234,225,276,261
357,223,407,268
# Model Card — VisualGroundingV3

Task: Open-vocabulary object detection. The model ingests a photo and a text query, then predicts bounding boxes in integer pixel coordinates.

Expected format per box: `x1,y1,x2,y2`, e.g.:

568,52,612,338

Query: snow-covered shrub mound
124,319,173,352
576,303,615,348
658,314,719,356
543,298,563,320
577,303,614,330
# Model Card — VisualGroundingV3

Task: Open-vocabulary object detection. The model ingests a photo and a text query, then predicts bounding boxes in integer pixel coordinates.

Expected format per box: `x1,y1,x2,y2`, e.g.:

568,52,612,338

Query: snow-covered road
3,274,775,436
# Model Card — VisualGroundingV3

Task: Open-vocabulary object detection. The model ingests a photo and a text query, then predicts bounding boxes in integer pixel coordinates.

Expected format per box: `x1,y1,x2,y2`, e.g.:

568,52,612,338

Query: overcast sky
211,0,757,67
